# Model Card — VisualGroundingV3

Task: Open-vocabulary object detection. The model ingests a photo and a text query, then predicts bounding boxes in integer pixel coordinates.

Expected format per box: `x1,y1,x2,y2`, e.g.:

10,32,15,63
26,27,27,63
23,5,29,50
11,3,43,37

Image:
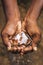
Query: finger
23,46,32,53
20,46,32,55
20,45,26,55
2,33,11,50
8,39,18,51
17,46,22,52
31,33,41,51
17,45,25,52
32,41,37,51
12,46,24,52
8,46,18,51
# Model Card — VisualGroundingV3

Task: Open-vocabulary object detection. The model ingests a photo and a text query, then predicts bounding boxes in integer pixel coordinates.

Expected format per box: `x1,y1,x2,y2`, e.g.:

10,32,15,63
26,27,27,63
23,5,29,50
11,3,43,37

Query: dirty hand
2,20,21,51
21,19,41,53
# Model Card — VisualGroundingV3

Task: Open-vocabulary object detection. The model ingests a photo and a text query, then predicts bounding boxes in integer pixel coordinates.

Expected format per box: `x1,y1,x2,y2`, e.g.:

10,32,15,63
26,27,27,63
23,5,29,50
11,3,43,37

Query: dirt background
0,0,43,65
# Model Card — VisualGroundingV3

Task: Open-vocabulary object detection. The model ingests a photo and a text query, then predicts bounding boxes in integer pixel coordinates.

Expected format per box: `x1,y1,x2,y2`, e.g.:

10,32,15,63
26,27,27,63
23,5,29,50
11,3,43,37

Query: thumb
2,32,11,50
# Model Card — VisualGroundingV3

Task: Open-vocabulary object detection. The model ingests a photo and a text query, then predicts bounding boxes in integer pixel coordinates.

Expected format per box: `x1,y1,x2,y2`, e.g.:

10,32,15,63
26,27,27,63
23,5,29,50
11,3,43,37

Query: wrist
7,17,21,23
25,16,37,24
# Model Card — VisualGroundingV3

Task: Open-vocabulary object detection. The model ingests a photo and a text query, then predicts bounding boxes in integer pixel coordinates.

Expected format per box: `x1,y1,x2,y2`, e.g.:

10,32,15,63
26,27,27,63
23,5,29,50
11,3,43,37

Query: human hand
2,20,21,51
21,19,41,53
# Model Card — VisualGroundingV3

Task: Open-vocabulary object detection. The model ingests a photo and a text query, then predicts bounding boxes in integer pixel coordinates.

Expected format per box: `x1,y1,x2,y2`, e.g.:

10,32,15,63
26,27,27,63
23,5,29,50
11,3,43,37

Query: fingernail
33,47,37,51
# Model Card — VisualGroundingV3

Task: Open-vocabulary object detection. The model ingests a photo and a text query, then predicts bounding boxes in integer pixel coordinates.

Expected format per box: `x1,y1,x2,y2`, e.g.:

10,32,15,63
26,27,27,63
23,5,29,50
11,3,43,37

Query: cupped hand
2,20,20,51
21,19,41,53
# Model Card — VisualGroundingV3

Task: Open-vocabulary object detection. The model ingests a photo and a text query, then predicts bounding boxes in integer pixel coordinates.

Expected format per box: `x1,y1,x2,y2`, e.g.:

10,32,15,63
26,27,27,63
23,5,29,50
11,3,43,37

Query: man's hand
21,19,41,53
2,20,19,51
